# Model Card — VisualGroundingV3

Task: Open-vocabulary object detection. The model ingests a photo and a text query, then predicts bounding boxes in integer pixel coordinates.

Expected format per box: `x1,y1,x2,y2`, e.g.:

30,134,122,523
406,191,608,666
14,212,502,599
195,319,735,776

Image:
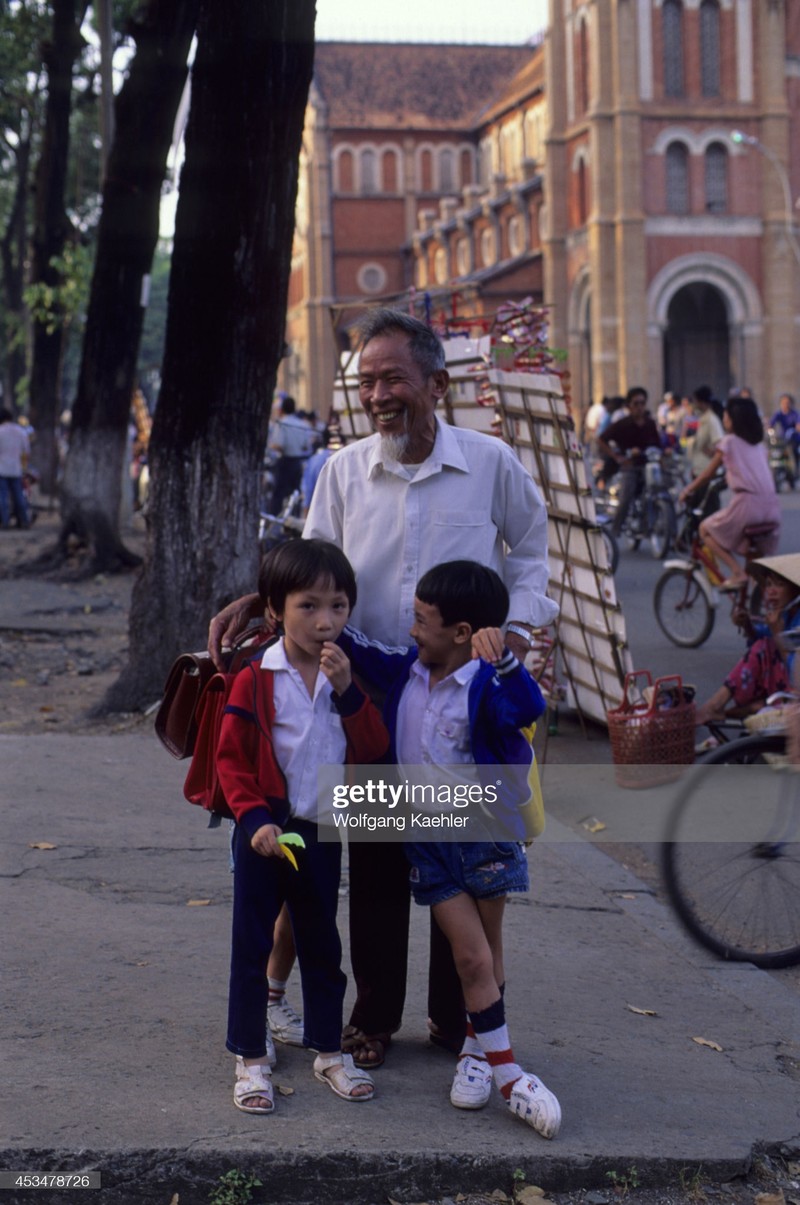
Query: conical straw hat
749,553,800,591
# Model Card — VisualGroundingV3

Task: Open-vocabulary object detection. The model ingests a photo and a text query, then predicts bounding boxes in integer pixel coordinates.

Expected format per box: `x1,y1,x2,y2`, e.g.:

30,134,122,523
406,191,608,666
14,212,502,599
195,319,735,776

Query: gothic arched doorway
663,282,730,399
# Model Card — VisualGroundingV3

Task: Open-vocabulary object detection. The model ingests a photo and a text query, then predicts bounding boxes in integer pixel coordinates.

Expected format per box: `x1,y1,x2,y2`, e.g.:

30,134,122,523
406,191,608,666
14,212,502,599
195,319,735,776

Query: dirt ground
4,510,799,1205
0,508,151,736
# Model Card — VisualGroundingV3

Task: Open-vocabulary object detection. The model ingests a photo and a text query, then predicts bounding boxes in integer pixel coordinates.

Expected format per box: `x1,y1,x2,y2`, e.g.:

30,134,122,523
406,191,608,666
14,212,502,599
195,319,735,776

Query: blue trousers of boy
227,818,345,1058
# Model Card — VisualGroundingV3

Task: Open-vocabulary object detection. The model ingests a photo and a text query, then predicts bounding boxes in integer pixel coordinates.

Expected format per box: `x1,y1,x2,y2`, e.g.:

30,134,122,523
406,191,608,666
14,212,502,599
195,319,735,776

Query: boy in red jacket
216,539,388,1114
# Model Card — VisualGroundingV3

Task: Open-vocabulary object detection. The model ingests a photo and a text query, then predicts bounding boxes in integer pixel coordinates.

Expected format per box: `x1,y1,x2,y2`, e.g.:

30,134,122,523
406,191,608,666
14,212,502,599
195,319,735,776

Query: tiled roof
476,51,545,127
313,42,535,131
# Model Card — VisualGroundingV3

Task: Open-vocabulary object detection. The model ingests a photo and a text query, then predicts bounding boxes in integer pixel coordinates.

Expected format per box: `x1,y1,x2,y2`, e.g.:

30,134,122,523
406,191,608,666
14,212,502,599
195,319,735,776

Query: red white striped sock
468,998,523,1100
459,1017,487,1062
267,976,287,1005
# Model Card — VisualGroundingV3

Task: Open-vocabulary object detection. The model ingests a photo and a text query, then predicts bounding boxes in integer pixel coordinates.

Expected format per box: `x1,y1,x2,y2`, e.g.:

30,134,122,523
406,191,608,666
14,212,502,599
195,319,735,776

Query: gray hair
357,307,446,377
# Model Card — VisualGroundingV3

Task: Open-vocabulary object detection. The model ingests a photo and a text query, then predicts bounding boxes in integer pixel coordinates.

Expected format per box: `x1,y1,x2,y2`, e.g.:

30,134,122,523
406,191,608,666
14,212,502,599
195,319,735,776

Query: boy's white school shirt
259,640,346,821
395,658,480,768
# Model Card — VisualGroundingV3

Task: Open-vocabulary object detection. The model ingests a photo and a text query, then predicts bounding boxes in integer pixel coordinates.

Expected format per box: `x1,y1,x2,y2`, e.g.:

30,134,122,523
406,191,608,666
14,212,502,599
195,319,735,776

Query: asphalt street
3,725,799,1205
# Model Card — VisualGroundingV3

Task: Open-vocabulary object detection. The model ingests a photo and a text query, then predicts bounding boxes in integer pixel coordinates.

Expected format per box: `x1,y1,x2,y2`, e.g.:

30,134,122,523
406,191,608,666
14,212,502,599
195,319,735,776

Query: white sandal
234,1057,275,1114
313,1052,375,1102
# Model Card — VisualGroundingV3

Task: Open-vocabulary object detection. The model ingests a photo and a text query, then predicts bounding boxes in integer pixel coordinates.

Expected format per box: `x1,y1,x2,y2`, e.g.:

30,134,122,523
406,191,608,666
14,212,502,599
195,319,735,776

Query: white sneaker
508,1072,561,1139
449,1055,493,1110
268,996,304,1046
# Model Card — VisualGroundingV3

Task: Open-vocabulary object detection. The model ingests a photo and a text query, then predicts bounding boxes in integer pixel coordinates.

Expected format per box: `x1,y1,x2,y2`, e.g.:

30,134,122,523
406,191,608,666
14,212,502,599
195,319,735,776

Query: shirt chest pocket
429,510,494,560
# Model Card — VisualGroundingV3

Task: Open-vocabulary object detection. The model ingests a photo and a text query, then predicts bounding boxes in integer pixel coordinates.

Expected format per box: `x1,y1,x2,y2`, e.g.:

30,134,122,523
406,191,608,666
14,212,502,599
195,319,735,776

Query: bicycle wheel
653,567,714,647
661,734,800,968
649,497,675,560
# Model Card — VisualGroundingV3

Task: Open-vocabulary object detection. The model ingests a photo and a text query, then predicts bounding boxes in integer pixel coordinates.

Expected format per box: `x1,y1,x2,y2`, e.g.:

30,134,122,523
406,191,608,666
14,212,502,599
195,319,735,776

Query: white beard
379,432,410,464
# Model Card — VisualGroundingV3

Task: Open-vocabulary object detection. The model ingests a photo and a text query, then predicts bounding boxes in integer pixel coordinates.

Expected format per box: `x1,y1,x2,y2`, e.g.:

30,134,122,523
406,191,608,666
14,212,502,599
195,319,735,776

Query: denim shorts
406,840,529,907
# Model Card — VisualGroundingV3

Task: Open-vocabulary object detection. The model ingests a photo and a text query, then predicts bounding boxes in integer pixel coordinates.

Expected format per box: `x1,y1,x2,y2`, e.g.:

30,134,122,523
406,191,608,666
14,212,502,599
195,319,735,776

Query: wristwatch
506,623,534,647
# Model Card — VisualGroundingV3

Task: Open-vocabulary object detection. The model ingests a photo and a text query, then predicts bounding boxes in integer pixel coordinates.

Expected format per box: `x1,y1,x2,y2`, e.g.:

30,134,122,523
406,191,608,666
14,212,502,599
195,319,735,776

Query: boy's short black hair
415,560,509,630
258,539,357,615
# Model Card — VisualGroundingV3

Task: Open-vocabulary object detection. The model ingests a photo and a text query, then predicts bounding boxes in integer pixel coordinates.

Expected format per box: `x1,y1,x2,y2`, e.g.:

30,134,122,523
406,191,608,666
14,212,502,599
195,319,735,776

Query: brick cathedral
281,1,800,428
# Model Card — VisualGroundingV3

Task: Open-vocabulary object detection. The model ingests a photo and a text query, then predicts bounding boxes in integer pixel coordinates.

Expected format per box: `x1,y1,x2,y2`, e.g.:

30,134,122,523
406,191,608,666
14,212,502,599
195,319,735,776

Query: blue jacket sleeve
337,625,416,693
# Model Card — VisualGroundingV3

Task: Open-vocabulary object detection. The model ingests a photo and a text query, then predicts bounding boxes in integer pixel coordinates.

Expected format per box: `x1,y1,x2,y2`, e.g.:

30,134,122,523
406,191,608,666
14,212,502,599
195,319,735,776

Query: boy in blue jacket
321,559,561,1139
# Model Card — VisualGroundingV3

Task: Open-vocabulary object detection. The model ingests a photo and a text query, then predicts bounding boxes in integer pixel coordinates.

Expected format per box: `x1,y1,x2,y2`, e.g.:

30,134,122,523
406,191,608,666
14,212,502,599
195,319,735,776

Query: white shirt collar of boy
396,656,481,769
366,416,469,483
259,638,346,821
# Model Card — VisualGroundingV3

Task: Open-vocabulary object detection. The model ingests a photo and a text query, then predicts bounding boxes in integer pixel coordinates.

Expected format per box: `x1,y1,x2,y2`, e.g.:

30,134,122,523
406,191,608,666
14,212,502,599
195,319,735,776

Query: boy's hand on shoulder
471,627,506,664
251,823,284,858
320,641,352,695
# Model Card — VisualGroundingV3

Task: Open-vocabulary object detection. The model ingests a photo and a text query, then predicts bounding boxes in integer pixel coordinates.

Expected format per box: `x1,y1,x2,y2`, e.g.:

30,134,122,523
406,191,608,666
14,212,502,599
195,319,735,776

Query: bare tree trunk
107,0,316,709
27,0,87,493
0,136,31,410
58,0,200,572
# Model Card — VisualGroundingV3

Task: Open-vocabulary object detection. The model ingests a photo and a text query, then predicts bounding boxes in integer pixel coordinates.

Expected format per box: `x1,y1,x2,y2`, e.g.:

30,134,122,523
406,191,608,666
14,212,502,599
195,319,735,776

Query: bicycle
653,478,771,648
661,706,800,968
257,489,304,552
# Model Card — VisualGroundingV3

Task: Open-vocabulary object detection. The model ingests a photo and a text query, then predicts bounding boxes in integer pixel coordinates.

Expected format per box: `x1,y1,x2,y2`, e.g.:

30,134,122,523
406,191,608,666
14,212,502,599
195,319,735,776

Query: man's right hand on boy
251,823,285,858
208,592,265,670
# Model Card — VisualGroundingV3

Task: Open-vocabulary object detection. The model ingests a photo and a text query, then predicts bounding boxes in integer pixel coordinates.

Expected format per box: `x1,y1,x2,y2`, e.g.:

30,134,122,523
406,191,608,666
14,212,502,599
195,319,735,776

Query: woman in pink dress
679,396,780,589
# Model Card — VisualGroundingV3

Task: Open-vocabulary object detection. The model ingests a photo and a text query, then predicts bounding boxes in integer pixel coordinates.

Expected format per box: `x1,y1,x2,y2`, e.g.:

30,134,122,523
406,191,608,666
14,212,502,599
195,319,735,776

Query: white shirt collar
409,655,481,688
366,415,470,481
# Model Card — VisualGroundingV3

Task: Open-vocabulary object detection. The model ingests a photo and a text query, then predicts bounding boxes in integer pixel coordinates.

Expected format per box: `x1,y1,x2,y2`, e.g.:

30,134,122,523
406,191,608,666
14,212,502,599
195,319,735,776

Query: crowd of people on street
583,379,798,734
266,396,339,515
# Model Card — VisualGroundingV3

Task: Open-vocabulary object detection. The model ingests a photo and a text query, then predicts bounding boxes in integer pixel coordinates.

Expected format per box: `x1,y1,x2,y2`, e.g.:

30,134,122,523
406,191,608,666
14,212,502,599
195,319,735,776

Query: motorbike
767,427,796,492
602,446,677,559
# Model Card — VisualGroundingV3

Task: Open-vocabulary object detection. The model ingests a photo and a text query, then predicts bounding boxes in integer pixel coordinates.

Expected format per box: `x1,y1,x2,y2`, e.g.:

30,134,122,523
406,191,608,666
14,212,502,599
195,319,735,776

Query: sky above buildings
313,0,548,44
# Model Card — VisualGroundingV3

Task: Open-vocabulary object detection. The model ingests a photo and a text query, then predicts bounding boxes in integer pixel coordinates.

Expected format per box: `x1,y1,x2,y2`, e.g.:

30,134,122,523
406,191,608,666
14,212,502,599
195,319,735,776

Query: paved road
3,729,799,1205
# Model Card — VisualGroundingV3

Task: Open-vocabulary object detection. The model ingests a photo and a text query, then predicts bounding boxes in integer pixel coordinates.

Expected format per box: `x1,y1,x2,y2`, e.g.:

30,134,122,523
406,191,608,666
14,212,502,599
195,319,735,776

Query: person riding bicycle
694,553,800,728
595,387,662,537
679,396,780,591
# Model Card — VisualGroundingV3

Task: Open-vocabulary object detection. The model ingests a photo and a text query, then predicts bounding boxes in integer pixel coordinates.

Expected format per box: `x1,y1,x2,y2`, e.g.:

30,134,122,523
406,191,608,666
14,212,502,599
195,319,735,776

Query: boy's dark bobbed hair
258,539,357,615
415,560,509,631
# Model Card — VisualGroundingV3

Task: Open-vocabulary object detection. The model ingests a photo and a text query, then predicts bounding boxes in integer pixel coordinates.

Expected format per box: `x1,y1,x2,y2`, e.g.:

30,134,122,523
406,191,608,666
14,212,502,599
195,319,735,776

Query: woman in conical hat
694,553,800,728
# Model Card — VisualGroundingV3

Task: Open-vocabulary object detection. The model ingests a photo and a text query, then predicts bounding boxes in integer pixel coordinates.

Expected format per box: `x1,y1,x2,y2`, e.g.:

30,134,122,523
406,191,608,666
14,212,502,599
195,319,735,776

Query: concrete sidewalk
3,731,799,1205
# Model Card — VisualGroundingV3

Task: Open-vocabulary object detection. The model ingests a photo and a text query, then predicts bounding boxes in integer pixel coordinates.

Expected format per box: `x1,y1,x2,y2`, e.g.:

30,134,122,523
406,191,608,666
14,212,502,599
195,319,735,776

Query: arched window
665,142,689,214
361,149,377,194
700,0,721,97
337,149,354,193
577,159,588,225
440,148,456,193
382,149,398,193
420,148,434,192
704,142,727,213
663,0,684,99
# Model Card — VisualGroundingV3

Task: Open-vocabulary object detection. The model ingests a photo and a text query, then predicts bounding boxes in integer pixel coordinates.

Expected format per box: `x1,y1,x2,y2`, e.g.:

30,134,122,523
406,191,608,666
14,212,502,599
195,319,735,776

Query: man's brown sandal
341,1025,392,1068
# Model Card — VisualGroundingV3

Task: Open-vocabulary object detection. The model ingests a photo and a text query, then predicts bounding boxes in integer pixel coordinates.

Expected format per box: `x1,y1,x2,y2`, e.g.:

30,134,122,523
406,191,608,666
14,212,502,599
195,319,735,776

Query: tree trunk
27,0,87,493
0,136,31,410
58,0,200,572
107,0,316,710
